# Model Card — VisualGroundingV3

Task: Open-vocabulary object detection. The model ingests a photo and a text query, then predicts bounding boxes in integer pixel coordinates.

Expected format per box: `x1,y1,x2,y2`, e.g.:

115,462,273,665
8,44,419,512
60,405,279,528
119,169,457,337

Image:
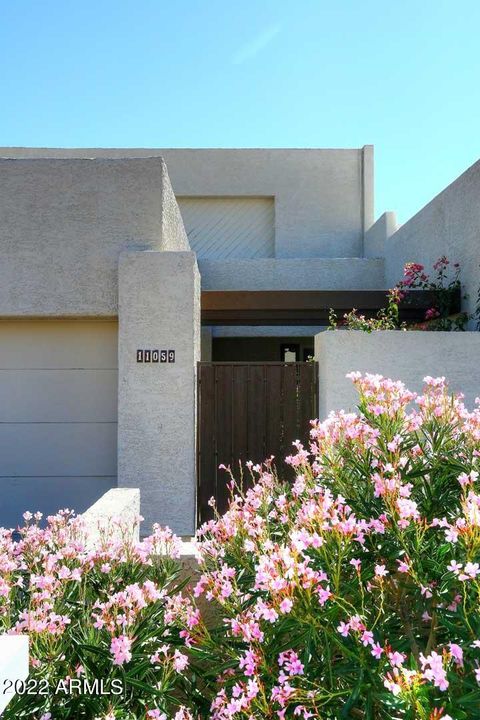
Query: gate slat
298,363,315,449
197,364,216,524
215,365,233,516
265,364,283,472
281,364,299,461
232,364,249,483
247,365,266,467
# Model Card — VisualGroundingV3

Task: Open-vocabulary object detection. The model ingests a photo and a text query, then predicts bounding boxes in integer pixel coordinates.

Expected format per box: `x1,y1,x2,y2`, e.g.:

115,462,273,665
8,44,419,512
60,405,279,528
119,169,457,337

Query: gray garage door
0,321,118,528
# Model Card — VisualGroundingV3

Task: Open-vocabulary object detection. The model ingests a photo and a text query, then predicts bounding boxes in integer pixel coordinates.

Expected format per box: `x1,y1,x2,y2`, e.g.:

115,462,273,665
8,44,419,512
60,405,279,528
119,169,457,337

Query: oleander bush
191,374,480,719
0,512,206,720
3,373,480,719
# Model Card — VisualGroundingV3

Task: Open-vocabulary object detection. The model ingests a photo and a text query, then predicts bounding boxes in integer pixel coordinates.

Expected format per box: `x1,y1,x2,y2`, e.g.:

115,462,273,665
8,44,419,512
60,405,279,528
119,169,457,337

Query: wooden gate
197,361,318,524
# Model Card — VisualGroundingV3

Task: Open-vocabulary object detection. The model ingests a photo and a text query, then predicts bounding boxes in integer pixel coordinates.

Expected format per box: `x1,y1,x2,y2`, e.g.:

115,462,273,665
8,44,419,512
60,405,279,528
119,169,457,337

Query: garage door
0,321,117,528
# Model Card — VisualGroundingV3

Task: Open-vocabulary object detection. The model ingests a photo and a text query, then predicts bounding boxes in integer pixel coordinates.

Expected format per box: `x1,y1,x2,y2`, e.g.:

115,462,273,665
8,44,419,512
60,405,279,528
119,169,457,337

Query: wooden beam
201,289,461,326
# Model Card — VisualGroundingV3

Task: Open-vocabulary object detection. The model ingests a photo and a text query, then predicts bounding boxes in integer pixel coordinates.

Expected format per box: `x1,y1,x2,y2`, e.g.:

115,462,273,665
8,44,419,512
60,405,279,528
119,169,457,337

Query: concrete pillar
118,251,200,535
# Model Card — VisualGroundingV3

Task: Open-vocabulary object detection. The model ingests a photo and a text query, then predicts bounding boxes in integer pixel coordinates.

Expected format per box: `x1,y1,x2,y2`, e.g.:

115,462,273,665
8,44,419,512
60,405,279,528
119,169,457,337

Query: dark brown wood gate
197,361,318,525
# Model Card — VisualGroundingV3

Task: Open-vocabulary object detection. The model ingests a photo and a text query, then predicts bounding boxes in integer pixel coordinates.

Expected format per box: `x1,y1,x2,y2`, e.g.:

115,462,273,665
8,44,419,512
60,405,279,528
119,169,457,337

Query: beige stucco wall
364,211,398,259
199,257,385,290
0,320,118,527
0,157,188,316
315,330,480,418
1,147,374,259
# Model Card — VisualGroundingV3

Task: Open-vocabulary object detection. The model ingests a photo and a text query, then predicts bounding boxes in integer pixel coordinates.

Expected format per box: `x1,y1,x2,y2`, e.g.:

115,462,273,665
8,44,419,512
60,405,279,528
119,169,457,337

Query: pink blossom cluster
0,509,200,719
395,256,464,328
192,373,480,718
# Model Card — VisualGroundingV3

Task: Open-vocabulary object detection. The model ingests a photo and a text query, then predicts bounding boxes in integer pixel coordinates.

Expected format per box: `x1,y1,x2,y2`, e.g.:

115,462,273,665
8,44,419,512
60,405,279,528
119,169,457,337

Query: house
0,146,479,533
0,146,381,363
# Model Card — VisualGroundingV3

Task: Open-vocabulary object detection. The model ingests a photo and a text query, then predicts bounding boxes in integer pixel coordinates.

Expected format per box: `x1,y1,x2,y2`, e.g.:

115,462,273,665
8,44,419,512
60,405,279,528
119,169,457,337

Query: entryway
197,361,318,524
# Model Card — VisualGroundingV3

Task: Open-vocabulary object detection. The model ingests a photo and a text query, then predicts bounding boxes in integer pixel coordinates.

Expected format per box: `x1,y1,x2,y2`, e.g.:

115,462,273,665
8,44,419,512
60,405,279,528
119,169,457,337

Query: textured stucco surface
2,147,374,259
385,159,480,325
82,488,140,546
0,157,188,316
364,211,398,258
199,257,385,290
118,251,200,535
315,331,480,418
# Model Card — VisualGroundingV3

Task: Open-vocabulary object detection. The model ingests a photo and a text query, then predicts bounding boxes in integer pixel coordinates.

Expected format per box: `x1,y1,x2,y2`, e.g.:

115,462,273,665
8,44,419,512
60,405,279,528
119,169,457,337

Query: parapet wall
1,146,374,260
0,157,188,316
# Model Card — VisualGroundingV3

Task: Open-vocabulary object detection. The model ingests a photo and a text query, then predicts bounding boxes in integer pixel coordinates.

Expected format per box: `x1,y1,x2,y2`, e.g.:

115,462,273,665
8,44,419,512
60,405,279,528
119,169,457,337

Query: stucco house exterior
0,146,479,533
0,147,380,362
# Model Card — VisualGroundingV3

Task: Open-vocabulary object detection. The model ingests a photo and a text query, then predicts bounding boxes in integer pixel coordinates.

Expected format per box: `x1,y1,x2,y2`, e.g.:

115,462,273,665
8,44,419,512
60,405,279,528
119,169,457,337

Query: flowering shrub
329,257,467,332
0,512,204,719
192,374,480,719
328,287,403,332
397,257,467,331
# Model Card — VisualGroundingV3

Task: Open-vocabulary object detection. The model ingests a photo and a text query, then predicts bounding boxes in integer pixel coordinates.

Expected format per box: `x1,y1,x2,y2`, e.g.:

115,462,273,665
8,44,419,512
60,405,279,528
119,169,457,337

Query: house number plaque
137,349,175,363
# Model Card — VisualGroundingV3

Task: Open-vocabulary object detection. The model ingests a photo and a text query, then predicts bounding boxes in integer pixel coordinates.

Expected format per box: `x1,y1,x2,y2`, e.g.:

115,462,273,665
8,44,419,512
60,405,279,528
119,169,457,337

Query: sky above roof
1,0,479,224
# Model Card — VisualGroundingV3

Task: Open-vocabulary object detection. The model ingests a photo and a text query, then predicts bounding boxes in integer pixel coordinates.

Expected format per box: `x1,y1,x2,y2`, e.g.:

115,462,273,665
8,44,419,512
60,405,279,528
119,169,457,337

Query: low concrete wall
82,488,140,546
82,489,206,614
0,636,29,713
385,159,480,326
315,330,480,417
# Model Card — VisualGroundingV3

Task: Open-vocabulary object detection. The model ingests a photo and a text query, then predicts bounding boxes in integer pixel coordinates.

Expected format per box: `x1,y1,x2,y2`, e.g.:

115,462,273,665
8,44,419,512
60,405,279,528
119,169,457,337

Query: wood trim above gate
201,289,461,326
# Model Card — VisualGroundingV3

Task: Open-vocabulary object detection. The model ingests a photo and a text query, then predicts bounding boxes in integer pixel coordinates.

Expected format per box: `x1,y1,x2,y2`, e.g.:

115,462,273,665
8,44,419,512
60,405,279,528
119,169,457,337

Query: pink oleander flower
458,562,480,581
388,651,405,668
173,649,189,672
110,634,132,666
374,564,388,578
279,598,293,614
449,643,464,667
420,651,449,691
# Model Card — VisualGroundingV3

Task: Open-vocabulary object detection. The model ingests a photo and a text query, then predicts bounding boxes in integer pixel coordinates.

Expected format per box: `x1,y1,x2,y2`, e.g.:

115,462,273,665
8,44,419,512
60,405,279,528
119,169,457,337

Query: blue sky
1,0,479,223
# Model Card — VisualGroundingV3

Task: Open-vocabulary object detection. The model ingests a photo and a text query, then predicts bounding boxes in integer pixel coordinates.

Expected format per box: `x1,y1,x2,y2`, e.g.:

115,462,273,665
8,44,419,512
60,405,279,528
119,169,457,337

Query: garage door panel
0,423,117,477
0,476,116,528
0,320,118,528
0,321,117,369
0,369,118,422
